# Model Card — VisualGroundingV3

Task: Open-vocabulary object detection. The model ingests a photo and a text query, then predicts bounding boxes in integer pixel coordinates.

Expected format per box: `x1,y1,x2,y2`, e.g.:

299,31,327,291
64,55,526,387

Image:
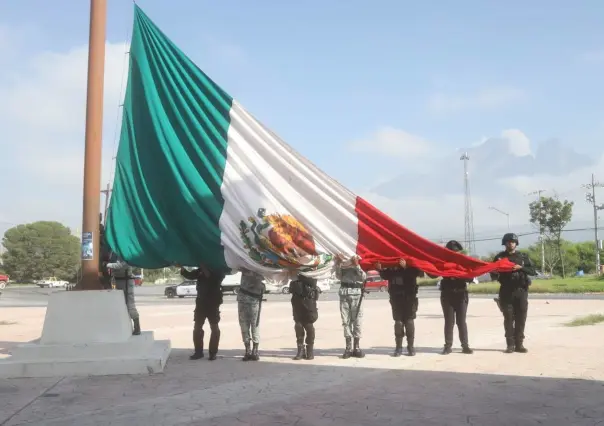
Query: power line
429,226,604,244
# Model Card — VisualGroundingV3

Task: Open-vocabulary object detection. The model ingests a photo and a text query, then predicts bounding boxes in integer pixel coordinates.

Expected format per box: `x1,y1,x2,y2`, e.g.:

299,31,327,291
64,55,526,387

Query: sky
0,0,603,251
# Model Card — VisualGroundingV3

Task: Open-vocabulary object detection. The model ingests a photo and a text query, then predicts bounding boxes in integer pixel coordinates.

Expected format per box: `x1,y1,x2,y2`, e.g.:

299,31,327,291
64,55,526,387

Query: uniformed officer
376,259,423,357
105,256,141,335
490,233,536,353
290,273,320,361
99,225,114,290
334,254,366,359
440,240,473,355
237,268,264,361
180,264,225,361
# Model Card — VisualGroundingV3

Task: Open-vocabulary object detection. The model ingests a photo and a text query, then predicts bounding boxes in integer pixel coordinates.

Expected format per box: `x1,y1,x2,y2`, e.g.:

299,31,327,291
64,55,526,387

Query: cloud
427,86,527,113
500,129,532,156
355,131,601,253
0,31,129,229
348,127,433,158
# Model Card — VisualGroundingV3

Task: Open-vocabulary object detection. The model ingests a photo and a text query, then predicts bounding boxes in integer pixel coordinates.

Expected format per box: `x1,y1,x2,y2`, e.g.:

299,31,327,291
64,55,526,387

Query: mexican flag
105,6,512,280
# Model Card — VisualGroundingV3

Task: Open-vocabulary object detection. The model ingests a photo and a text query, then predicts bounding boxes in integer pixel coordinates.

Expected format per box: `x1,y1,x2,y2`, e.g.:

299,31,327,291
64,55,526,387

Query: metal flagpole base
0,291,171,378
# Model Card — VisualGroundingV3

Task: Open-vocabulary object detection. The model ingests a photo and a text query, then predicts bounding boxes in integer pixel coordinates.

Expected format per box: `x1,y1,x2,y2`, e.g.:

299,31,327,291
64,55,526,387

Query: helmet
502,233,519,246
445,240,463,252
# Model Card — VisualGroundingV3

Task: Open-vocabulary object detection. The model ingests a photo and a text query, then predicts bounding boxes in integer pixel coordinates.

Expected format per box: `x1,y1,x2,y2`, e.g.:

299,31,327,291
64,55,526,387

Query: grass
564,314,604,327
418,278,439,287
468,276,604,294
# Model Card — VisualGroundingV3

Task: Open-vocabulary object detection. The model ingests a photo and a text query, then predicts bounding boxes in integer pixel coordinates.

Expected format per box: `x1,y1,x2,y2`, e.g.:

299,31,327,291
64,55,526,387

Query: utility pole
582,174,604,275
489,206,510,231
460,152,476,255
528,189,546,272
100,183,112,226
79,0,107,290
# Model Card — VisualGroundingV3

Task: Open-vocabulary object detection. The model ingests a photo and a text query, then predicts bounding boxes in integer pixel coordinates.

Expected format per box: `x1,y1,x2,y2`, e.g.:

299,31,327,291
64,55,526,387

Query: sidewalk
1,297,603,425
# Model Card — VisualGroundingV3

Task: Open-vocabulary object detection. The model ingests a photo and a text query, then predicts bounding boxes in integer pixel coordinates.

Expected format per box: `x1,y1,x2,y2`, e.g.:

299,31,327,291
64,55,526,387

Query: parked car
165,272,280,298
37,277,69,288
281,278,331,294
0,274,9,290
262,278,283,294
364,271,388,292
164,280,196,298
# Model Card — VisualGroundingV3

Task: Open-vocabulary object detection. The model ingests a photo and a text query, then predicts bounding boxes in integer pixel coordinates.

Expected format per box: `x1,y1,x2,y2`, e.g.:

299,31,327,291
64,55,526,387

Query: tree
1,221,80,282
529,196,574,277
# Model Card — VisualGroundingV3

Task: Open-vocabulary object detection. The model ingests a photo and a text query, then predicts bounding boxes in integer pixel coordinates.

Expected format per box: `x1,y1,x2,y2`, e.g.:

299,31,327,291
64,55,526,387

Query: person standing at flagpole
334,254,366,359
290,272,320,361
376,259,423,357
237,268,264,361
179,264,225,361
440,240,474,355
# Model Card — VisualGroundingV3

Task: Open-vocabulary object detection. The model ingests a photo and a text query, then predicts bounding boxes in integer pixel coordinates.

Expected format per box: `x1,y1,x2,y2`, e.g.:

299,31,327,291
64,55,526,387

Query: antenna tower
460,152,476,255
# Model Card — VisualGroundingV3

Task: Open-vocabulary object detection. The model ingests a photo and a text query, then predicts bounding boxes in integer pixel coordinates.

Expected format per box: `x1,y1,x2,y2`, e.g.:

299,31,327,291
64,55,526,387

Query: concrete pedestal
0,290,171,378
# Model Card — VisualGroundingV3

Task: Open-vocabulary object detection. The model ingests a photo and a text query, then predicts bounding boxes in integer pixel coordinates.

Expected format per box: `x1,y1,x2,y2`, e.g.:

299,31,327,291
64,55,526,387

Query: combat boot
515,340,528,353
242,342,252,361
208,325,220,361
504,338,515,354
305,344,314,360
352,338,365,358
342,337,353,359
462,345,474,354
132,318,141,336
293,344,306,360
250,342,260,361
190,328,205,360
407,336,416,357
441,345,452,355
393,337,403,357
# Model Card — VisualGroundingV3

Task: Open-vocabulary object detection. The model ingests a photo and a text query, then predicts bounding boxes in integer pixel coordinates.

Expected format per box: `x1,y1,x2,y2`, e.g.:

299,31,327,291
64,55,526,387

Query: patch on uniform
239,208,332,271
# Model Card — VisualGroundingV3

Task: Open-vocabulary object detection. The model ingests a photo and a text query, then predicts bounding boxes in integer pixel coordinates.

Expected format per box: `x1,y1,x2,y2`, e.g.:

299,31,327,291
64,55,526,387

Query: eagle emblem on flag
239,208,332,271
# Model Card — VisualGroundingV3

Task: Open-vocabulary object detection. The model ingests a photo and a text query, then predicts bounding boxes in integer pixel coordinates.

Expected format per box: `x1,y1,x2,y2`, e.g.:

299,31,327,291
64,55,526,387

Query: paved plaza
1,292,603,425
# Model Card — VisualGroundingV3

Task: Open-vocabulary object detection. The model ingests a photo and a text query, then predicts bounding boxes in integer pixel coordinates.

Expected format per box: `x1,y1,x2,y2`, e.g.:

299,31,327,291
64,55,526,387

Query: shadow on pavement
2,348,603,425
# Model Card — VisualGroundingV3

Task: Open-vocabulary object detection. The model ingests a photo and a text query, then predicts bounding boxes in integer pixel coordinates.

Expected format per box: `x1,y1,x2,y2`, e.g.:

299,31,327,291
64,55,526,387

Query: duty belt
239,287,263,300
341,282,363,289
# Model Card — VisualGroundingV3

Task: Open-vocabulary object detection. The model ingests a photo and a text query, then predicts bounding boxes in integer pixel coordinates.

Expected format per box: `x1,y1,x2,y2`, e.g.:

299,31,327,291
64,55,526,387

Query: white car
165,273,280,298
281,278,331,294
37,277,69,288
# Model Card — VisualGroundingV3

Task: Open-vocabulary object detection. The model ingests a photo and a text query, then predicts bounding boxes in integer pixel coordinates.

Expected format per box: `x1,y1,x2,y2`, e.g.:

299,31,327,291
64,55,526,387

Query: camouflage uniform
237,269,264,361
106,257,140,335
335,263,366,358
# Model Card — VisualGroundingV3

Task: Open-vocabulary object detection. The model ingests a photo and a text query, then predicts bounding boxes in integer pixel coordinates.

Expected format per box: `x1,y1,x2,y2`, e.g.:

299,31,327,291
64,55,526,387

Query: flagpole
79,0,107,290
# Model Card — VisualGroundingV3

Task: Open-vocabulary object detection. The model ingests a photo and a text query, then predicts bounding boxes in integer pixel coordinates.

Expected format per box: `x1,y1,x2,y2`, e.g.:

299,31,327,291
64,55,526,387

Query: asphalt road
1,284,604,308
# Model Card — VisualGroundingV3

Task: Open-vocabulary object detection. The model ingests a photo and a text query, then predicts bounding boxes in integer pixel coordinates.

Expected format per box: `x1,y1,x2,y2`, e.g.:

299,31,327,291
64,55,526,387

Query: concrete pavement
1,295,603,425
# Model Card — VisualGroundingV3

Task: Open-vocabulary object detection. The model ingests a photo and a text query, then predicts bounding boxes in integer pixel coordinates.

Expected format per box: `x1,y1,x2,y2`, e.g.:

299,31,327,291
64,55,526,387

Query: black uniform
439,239,473,355
490,250,536,352
99,225,113,290
440,277,472,353
290,274,319,360
379,266,423,356
181,267,225,360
